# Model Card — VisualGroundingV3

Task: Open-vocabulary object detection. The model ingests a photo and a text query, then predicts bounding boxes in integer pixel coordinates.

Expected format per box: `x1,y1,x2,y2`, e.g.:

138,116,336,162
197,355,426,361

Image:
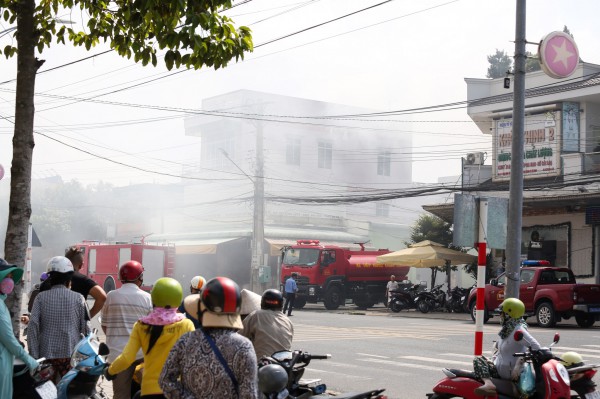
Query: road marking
357,353,389,358
303,367,372,380
555,346,600,354
358,357,442,371
400,355,472,366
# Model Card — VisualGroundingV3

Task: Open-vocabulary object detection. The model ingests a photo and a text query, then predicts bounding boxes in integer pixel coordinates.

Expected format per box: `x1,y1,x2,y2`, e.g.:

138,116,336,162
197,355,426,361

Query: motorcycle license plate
35,380,57,399
585,391,600,399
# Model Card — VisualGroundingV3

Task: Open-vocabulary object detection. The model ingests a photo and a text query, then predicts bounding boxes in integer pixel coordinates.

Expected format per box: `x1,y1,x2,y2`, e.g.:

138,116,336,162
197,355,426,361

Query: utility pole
505,0,526,299
251,122,265,293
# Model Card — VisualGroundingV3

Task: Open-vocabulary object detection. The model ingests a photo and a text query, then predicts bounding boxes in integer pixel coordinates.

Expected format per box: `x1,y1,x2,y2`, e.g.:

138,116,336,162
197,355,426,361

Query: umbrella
376,240,476,267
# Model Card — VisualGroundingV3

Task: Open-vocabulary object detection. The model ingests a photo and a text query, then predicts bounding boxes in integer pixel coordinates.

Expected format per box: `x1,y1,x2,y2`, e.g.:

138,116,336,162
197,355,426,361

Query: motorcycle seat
442,368,480,380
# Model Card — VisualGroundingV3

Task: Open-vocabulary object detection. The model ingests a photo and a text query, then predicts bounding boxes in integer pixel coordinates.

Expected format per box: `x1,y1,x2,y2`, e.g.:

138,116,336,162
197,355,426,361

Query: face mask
0,278,14,295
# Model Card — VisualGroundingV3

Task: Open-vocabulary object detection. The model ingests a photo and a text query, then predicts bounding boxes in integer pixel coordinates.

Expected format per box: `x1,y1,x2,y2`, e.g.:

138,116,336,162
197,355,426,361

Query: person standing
101,261,152,399
106,277,194,398
385,275,399,308
282,272,298,316
39,246,107,318
240,289,293,359
28,256,90,384
177,275,205,329
160,277,258,399
0,259,39,399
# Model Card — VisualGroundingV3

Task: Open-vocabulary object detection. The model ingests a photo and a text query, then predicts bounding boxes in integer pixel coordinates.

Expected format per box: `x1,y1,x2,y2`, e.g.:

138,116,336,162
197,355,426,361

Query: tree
0,0,252,336
525,51,541,73
486,49,512,79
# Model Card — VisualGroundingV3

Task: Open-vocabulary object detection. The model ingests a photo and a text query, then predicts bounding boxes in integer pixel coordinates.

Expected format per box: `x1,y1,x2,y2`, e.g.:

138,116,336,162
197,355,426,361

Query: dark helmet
258,364,288,394
261,289,284,310
119,261,144,282
201,277,242,314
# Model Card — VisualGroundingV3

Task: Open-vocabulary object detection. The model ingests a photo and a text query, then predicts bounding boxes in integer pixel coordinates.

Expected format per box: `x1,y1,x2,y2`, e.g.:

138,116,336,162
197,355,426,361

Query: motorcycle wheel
417,300,430,313
390,299,406,313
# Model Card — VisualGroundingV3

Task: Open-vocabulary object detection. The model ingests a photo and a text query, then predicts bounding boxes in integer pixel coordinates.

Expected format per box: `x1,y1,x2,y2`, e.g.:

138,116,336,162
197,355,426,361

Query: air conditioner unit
465,152,484,165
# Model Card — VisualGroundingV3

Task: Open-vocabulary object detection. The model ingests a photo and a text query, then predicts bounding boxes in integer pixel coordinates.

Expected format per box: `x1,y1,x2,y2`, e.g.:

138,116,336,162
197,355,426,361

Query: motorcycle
258,349,387,399
13,357,56,399
56,329,110,399
445,286,471,313
389,282,426,312
415,284,446,314
427,332,570,399
563,357,599,398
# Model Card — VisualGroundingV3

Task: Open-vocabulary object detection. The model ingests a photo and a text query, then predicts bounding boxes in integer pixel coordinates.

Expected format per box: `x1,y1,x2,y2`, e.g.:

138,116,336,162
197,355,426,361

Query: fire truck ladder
165,244,176,277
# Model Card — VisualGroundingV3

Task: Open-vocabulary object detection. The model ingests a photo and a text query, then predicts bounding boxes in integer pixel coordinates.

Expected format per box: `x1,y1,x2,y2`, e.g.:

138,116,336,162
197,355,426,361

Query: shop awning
175,238,241,255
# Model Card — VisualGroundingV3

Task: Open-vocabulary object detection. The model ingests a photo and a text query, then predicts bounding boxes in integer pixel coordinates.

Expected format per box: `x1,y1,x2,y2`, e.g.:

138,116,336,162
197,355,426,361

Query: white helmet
47,256,74,273
190,275,206,290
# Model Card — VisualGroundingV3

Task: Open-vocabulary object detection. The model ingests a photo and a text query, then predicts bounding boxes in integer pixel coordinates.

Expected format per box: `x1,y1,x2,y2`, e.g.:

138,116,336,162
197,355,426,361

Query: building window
318,142,332,169
376,203,390,217
286,138,301,165
377,151,391,176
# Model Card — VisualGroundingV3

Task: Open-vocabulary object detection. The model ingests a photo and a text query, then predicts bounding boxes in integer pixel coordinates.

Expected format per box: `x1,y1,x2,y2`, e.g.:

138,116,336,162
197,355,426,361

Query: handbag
517,361,535,396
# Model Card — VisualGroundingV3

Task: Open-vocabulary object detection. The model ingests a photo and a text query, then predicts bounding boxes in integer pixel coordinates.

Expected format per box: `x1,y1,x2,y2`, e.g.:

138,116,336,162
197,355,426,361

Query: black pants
283,293,296,315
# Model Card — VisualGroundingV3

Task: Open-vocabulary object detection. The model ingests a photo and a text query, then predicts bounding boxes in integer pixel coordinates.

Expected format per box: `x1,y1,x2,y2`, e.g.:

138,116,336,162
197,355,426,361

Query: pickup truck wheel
575,314,595,328
324,286,342,310
294,298,307,309
469,301,489,323
536,302,556,328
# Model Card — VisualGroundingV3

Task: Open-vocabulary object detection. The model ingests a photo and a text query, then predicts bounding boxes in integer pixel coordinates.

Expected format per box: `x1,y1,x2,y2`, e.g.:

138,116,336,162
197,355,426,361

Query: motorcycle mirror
553,333,560,344
98,342,110,356
513,330,524,341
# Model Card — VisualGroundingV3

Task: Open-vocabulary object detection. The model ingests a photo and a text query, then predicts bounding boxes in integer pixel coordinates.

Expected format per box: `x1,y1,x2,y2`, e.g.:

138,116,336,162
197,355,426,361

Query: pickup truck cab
468,261,600,328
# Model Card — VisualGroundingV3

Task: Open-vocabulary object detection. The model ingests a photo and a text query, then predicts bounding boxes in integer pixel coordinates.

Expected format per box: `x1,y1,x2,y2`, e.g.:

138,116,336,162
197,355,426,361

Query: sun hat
240,289,261,316
0,258,24,283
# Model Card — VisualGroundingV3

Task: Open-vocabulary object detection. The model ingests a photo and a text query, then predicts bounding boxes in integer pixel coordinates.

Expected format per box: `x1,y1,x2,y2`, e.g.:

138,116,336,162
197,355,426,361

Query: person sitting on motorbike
106,277,195,398
472,298,540,396
240,289,294,359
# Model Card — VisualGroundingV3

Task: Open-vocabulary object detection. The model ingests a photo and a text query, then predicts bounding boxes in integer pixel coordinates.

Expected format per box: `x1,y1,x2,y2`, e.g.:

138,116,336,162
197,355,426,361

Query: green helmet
500,298,525,319
151,277,183,308
560,351,584,368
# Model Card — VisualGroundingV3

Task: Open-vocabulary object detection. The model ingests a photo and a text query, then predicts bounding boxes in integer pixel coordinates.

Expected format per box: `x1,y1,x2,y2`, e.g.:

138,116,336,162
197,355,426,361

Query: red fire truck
281,240,410,310
73,240,176,292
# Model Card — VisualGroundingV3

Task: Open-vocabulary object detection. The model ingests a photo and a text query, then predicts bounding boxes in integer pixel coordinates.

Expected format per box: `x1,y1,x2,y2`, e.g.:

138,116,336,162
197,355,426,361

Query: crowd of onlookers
0,248,296,399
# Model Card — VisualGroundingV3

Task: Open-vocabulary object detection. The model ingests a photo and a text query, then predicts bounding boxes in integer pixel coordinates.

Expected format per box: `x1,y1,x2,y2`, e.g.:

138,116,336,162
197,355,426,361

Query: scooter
426,332,570,399
564,360,599,398
415,284,446,314
56,329,110,399
13,357,56,399
389,282,425,312
445,286,471,313
258,350,387,399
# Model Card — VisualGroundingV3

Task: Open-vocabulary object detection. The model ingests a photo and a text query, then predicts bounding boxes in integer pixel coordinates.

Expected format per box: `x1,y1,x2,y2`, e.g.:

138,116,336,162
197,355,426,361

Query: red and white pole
474,199,488,356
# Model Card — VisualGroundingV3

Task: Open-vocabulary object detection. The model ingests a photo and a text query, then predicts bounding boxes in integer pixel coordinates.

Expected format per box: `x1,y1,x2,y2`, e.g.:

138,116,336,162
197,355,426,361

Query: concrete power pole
505,0,526,299
251,122,265,293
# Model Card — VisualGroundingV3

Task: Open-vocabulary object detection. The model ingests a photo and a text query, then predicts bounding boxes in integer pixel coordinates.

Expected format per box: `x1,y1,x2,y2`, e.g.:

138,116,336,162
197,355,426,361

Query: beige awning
175,238,239,255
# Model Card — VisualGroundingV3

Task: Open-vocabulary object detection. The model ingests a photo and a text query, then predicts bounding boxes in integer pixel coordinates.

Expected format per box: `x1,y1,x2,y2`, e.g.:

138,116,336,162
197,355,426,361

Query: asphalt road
90,303,599,398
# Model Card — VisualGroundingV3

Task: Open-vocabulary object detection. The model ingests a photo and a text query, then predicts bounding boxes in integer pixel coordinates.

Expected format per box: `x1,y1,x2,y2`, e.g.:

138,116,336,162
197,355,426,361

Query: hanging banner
493,112,561,182
562,102,580,152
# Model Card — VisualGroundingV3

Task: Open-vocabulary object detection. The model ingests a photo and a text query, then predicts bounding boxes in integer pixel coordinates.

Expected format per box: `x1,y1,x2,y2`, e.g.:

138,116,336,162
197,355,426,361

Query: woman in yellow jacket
107,277,194,399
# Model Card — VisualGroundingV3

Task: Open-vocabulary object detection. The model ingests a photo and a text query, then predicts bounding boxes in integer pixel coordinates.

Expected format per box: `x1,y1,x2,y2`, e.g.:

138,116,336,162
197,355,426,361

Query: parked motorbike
389,282,425,313
445,286,471,313
56,329,110,399
415,284,446,314
427,332,570,399
561,352,599,398
258,349,387,399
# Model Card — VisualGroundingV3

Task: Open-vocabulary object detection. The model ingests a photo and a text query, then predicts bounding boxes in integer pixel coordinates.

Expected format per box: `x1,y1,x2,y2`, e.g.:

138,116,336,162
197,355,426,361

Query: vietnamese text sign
493,112,561,182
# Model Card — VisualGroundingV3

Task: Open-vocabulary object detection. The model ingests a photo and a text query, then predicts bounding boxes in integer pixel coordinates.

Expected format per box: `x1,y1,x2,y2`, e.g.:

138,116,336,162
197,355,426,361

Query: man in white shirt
101,261,152,399
385,275,399,308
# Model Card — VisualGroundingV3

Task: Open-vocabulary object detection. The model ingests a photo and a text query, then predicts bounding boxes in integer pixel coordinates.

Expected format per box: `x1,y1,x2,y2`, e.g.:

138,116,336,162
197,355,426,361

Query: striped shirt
28,285,90,359
101,283,152,362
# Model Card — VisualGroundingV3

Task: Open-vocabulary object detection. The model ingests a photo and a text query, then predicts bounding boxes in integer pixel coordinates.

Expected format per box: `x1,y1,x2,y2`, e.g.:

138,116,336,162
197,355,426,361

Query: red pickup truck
468,262,600,328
